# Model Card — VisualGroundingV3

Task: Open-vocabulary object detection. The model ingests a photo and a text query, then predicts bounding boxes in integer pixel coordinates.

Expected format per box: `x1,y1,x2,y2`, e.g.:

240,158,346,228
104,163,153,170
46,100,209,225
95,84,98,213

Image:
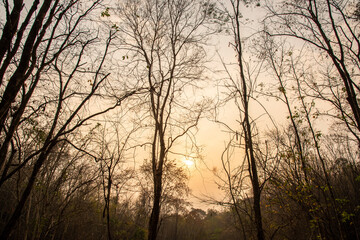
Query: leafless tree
112,0,212,239
264,0,360,139
258,29,359,239
0,1,139,238
91,121,136,240
220,0,265,239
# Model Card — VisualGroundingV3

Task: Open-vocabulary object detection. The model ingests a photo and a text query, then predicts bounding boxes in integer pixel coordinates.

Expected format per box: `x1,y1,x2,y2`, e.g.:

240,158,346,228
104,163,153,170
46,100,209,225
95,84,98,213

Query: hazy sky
180,2,273,209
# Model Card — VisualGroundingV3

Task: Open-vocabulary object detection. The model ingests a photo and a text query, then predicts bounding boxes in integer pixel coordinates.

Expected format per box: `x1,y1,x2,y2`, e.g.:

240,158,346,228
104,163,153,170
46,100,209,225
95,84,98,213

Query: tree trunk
148,172,162,240
230,0,265,239
0,141,55,239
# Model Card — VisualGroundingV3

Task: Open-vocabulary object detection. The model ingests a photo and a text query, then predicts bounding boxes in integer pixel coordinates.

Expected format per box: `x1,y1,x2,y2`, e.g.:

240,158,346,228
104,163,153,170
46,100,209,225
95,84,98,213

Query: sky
177,0,338,210
181,1,279,210
1,0,337,211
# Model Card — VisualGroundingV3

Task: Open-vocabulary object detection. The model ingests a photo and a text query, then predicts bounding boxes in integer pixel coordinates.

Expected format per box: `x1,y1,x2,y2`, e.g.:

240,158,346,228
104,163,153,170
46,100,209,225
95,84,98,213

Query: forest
0,0,359,239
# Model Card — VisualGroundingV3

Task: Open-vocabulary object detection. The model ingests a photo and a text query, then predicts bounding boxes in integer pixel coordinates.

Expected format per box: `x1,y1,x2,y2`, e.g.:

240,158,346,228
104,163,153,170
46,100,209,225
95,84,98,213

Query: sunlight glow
182,157,194,167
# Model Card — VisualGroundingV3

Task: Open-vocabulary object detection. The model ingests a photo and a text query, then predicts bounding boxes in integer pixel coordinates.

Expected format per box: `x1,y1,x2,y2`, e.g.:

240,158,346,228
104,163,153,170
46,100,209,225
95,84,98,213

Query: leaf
112,24,119,30
278,86,286,94
355,175,360,182
101,8,110,17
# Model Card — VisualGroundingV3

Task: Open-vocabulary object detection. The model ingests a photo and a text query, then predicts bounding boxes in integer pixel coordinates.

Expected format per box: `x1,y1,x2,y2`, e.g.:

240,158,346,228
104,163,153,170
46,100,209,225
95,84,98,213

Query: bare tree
112,0,211,239
0,1,139,238
92,121,136,240
258,30,359,239
222,0,265,239
264,0,360,138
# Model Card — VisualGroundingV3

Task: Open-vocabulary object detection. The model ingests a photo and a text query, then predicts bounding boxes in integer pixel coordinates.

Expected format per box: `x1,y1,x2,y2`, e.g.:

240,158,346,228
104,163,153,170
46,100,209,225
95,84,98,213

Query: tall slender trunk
230,0,265,239
0,0,52,133
0,0,24,69
106,172,112,240
174,204,178,240
0,140,56,239
148,171,162,240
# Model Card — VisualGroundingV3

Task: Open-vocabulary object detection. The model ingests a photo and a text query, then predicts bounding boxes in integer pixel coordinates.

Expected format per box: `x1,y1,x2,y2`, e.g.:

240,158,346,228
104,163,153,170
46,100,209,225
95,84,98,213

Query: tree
93,121,136,240
141,159,190,240
256,25,360,238
112,0,211,239
0,1,138,238
264,0,360,140
218,0,265,239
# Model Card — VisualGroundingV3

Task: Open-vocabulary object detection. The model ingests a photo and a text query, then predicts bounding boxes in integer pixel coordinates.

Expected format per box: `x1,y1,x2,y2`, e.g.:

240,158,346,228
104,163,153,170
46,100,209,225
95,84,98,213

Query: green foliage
278,86,286,94
101,7,110,17
341,211,355,223
132,227,147,240
355,175,360,182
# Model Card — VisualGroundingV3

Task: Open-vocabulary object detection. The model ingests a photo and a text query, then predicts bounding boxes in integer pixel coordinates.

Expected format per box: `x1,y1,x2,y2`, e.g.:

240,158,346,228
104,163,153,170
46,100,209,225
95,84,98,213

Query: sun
183,159,194,166
182,157,194,167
